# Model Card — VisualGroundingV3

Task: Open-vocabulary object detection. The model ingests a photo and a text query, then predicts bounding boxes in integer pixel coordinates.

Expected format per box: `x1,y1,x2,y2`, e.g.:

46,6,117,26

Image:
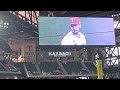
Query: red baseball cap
70,17,80,24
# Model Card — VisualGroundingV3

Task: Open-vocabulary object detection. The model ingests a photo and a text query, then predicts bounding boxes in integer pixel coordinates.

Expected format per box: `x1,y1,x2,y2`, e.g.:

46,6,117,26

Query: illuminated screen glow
38,17,115,45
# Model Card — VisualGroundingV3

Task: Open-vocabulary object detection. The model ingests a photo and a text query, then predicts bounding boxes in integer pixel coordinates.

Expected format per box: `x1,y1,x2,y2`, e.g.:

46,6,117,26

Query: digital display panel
38,17,115,46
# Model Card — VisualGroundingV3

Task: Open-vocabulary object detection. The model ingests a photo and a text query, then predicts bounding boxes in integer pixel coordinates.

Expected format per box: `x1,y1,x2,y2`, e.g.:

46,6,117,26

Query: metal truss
9,11,68,28
8,11,120,29
9,11,39,28
97,46,120,79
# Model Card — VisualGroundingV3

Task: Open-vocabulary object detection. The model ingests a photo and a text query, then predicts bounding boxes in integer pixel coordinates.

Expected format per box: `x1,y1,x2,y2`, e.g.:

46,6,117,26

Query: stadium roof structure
8,11,120,37
1,11,120,79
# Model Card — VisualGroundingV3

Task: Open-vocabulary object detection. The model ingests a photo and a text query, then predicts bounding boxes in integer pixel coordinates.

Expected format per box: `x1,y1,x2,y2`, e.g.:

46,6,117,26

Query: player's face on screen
71,24,81,34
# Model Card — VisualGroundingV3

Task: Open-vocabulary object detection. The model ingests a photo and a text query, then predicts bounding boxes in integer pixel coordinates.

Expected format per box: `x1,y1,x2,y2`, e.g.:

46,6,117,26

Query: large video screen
38,17,115,45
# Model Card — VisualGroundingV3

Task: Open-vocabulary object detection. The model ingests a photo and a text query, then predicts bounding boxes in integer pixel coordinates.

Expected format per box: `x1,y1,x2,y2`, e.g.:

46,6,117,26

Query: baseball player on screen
61,17,86,45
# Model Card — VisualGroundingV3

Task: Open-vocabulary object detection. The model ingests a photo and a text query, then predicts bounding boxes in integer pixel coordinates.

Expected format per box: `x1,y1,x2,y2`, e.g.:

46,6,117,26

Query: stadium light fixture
0,21,9,29
4,22,6,25
5,26,8,28
6,23,9,25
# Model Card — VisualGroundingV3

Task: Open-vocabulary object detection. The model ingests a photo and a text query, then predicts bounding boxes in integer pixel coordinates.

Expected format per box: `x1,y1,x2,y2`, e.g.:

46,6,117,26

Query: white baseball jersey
61,31,86,45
